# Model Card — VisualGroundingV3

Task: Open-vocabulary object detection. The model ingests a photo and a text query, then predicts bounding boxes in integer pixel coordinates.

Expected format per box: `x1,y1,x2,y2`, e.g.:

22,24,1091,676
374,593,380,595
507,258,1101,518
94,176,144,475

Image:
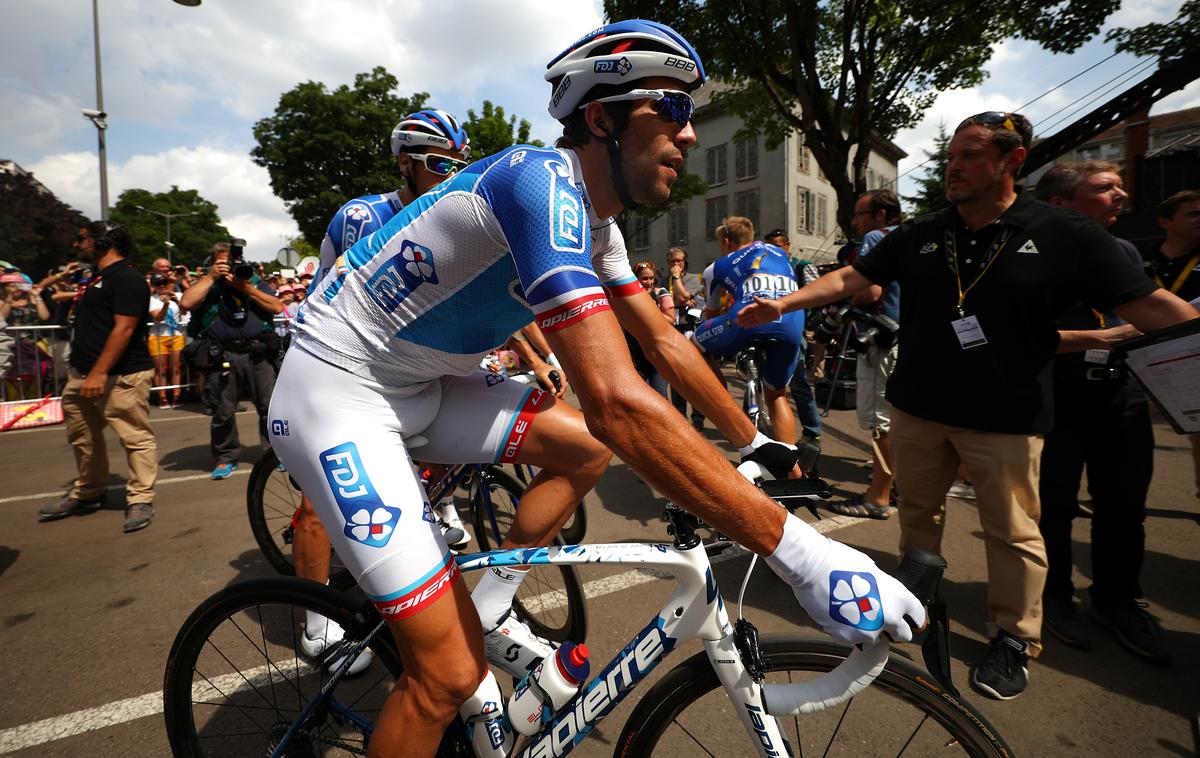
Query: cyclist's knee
405,657,488,721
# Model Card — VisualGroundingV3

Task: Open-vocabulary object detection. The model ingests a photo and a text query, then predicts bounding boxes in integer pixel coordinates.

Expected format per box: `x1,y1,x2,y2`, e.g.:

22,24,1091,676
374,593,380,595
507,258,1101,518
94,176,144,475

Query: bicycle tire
615,635,1014,758
471,468,588,644
246,449,355,591
500,463,587,544
163,577,407,758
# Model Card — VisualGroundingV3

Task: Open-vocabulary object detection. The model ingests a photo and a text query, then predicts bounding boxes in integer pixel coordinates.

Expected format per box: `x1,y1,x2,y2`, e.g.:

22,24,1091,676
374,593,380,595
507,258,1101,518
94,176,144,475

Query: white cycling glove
766,513,926,645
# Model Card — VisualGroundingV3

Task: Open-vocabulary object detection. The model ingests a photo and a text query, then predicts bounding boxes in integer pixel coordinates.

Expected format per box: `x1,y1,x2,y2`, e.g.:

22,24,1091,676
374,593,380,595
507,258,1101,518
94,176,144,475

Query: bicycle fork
704,626,795,758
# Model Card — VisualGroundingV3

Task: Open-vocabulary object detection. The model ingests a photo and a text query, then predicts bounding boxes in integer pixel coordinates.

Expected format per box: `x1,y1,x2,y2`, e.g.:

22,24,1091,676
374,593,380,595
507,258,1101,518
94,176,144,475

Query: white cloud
1104,0,1183,31
28,146,297,259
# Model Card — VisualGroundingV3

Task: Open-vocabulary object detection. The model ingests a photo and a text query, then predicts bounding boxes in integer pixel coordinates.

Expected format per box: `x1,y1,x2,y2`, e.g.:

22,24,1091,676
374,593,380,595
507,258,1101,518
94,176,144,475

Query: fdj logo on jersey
319,442,401,548
366,239,438,313
544,159,584,254
828,571,884,631
270,419,289,436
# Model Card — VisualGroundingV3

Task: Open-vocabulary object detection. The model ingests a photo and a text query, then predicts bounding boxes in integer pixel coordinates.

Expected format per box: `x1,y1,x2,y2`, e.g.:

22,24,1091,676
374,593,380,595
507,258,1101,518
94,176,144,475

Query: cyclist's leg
761,336,801,444
292,494,331,581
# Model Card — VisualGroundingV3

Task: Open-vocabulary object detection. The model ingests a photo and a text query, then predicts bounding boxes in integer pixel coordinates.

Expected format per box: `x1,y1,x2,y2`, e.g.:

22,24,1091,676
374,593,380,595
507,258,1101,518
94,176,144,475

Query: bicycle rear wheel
616,636,1013,757
163,577,405,757
471,468,588,644
246,448,355,590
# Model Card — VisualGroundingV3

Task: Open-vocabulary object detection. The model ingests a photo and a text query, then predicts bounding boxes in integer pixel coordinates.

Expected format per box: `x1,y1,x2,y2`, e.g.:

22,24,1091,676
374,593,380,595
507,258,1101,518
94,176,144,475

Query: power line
1033,57,1158,135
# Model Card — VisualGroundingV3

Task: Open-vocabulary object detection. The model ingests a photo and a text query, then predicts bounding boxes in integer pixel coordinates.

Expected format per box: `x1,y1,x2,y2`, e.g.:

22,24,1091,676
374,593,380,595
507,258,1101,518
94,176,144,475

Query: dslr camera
228,238,253,280
811,304,899,350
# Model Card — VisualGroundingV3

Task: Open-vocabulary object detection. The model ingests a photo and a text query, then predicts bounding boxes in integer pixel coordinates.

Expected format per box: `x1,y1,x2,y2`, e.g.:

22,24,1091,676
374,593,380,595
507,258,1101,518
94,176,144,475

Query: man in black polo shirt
38,221,158,533
1145,189,1200,501
180,241,283,480
739,112,1198,700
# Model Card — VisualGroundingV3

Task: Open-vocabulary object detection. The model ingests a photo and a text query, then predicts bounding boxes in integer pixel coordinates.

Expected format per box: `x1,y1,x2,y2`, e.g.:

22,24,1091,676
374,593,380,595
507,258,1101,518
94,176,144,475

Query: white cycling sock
764,512,831,586
472,566,529,629
305,581,333,639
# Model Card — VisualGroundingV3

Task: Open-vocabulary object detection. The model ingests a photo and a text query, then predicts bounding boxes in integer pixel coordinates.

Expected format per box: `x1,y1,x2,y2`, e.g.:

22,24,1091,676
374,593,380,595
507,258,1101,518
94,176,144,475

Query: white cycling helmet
389,109,471,159
544,19,706,121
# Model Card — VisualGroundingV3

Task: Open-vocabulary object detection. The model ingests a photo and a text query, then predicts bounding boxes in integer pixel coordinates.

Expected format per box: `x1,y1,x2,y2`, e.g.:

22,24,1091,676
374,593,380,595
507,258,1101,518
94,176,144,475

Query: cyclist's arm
610,288,758,449
543,305,785,555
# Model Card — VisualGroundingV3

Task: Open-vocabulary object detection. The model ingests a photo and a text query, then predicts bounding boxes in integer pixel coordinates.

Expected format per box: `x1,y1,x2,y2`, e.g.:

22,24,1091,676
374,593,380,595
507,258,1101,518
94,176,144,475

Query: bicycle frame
457,540,796,758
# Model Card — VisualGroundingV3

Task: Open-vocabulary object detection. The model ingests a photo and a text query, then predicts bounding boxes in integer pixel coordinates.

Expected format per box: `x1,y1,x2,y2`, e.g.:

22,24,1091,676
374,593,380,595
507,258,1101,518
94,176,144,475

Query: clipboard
1115,316,1200,434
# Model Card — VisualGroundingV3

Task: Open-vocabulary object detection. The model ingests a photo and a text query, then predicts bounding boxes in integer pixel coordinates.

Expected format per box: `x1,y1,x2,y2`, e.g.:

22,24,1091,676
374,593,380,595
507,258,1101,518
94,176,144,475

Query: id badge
951,315,987,349
1084,348,1111,365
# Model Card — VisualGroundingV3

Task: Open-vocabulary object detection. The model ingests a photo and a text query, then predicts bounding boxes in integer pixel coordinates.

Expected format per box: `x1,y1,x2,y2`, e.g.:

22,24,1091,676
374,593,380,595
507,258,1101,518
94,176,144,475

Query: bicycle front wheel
616,636,1013,757
163,577,403,757
246,448,355,590
471,469,588,644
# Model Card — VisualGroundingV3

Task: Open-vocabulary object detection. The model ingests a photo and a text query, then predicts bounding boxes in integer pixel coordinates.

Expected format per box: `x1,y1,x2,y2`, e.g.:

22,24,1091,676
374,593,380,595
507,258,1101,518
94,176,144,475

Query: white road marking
0,468,252,505
0,516,860,753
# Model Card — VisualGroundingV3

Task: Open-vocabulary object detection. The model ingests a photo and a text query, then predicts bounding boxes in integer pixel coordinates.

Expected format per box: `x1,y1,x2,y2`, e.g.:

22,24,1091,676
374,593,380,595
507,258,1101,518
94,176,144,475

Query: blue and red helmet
390,109,470,159
544,19,706,121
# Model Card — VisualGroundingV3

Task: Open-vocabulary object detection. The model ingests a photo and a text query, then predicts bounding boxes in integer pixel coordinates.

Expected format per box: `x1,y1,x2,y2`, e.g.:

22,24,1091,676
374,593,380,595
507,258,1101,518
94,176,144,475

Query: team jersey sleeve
477,149,611,333
593,219,642,299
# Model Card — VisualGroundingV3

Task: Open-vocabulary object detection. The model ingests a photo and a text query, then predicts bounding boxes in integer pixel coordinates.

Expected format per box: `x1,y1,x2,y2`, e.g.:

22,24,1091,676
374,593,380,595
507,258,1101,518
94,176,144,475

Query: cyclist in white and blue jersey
693,215,806,443
270,20,924,755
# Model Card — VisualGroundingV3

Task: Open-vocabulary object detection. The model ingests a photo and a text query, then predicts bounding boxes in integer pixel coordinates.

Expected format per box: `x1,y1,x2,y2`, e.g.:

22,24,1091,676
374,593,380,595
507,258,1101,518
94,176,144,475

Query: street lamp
134,205,200,265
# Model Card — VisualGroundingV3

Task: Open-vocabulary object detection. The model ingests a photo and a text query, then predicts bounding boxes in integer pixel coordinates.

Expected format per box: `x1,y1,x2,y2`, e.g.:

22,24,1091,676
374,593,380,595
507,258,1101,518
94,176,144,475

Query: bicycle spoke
670,718,720,757
820,696,854,758
896,712,932,756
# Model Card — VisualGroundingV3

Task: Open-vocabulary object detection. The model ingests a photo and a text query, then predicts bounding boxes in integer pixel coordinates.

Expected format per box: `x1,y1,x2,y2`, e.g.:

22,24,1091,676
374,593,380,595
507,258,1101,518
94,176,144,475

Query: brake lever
891,549,957,697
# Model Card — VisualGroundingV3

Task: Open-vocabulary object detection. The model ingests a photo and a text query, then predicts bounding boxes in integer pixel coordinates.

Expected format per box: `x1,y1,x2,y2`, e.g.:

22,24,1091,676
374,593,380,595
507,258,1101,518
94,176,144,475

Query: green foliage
604,0,1118,236
1107,0,1199,64
109,186,230,271
287,236,319,260
903,122,951,218
0,169,88,278
463,101,545,160
251,68,429,244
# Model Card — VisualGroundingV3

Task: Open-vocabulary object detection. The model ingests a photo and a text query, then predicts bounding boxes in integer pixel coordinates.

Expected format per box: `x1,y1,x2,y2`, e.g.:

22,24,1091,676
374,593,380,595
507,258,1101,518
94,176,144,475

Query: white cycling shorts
268,347,550,621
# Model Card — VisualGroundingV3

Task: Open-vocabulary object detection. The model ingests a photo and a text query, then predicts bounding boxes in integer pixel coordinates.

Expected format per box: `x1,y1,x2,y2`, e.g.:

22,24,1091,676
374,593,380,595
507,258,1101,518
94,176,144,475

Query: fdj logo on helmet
366,239,438,313
664,56,696,72
593,56,632,76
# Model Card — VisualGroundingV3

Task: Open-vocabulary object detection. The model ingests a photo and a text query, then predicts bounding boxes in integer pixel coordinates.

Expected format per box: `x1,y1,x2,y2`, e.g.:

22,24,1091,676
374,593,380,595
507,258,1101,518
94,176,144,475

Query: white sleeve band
737,431,772,457
765,512,831,586
546,353,562,370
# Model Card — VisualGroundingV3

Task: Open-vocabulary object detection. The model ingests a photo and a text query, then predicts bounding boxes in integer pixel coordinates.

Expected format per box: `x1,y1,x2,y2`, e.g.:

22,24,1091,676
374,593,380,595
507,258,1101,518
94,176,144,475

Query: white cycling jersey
293,146,639,387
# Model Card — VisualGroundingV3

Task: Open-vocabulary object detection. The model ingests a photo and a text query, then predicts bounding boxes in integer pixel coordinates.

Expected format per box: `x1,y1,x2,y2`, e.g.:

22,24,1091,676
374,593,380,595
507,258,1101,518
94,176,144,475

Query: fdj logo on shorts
366,239,438,313
544,159,584,254
828,571,884,631
319,442,401,548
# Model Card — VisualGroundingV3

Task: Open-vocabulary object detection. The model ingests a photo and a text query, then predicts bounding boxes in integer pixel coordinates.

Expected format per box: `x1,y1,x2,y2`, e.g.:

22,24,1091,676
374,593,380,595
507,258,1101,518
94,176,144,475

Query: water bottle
458,670,513,758
507,642,590,736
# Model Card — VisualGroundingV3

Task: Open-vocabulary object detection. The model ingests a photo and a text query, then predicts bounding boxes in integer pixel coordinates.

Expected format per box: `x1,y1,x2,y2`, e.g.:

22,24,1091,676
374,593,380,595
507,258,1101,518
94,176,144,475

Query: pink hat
0,273,24,284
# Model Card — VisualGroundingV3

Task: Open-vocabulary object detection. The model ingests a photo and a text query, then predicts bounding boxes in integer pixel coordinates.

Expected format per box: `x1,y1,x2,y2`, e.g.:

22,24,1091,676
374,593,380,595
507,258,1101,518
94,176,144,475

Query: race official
738,111,1199,700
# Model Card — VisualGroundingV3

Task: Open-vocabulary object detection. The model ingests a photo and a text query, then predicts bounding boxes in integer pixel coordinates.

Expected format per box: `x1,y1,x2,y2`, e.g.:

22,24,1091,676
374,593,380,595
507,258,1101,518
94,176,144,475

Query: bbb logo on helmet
551,75,572,109
664,56,696,72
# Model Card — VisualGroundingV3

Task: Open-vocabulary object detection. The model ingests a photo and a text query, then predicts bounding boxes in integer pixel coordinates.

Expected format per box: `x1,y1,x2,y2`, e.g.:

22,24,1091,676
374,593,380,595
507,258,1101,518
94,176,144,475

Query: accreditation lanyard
944,226,1014,317
1154,253,1200,295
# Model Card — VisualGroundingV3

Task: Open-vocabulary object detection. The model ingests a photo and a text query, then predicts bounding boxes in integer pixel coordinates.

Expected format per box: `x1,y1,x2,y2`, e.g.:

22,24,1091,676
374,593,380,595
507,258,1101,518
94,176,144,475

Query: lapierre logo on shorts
366,239,438,313
544,159,584,253
319,442,401,548
828,571,884,631
270,419,289,436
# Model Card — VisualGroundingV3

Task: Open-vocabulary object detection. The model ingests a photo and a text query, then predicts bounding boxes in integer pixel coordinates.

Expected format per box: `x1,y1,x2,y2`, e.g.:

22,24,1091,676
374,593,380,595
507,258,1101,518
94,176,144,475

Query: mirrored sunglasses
587,89,696,127
412,153,467,176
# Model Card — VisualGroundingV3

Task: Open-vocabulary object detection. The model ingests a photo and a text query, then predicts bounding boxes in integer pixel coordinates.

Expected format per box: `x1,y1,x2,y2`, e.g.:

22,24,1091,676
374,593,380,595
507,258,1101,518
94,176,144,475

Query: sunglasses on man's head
586,89,696,128
411,153,467,176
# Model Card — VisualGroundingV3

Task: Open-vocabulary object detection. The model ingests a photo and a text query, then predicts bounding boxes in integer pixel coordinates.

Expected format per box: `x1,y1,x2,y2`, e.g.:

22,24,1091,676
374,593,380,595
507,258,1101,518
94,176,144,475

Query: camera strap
944,227,1014,318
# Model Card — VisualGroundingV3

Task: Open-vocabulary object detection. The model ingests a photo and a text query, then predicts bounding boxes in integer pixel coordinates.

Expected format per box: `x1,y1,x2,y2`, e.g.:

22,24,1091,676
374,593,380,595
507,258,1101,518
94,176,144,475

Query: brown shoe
38,493,106,522
123,502,154,533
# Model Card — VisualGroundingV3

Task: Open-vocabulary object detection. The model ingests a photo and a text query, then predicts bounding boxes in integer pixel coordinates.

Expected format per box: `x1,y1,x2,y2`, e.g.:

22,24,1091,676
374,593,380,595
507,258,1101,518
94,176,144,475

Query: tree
463,101,545,160
109,187,230,271
1107,0,1199,64
903,121,950,218
604,0,1120,237
0,168,88,278
252,68,429,244
623,172,708,241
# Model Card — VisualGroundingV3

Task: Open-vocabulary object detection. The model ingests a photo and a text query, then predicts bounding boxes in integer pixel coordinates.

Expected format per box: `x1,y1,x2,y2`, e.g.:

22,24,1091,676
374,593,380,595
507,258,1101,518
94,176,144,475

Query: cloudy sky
3,0,1193,261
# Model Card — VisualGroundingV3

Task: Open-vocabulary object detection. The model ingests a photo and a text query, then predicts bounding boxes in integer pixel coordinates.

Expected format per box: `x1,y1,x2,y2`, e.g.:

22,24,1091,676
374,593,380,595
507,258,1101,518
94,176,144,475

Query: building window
668,206,689,246
866,168,876,190
630,215,651,250
816,194,828,237
705,196,728,239
706,144,727,186
734,189,760,233
735,137,758,180
797,136,811,174
796,187,813,234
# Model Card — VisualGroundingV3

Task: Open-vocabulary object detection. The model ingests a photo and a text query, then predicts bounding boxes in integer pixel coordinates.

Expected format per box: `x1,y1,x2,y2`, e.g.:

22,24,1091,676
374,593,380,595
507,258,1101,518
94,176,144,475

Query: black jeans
207,348,277,465
1039,373,1153,605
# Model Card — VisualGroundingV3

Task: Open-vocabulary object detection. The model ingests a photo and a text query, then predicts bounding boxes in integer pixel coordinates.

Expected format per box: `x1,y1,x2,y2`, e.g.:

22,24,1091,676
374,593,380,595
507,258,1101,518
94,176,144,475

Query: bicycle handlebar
735,461,947,717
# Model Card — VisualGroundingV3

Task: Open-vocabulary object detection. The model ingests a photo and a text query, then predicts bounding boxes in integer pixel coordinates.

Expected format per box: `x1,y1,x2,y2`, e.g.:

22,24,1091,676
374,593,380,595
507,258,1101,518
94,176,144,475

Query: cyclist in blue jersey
269,20,924,756
693,215,805,443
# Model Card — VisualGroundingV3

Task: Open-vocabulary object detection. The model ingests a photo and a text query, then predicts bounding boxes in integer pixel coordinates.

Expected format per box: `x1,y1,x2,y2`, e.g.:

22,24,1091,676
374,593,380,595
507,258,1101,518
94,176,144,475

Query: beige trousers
62,367,157,505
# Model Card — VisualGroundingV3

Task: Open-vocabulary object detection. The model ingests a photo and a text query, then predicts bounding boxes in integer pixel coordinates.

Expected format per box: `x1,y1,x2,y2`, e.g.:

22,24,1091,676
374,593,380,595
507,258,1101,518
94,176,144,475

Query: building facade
626,86,905,275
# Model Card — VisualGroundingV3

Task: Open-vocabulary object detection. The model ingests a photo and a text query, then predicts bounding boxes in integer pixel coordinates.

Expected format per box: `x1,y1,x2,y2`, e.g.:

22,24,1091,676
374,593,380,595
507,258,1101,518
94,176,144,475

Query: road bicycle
168,466,1013,757
246,449,586,643
735,341,773,435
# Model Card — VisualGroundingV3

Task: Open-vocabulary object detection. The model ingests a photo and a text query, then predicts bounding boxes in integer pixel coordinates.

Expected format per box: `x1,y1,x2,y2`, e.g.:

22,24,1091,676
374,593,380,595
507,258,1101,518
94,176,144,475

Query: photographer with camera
825,189,904,520
180,240,283,480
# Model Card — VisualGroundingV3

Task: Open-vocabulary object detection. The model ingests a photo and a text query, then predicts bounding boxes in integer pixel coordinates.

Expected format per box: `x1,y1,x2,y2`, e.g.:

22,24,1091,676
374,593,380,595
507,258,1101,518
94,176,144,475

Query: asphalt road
0,388,1197,756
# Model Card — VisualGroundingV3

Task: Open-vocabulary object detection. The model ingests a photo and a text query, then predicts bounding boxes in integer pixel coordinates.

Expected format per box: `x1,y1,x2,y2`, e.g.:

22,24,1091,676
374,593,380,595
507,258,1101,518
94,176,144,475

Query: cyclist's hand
534,364,568,398
788,539,926,646
740,434,802,480
736,296,783,328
